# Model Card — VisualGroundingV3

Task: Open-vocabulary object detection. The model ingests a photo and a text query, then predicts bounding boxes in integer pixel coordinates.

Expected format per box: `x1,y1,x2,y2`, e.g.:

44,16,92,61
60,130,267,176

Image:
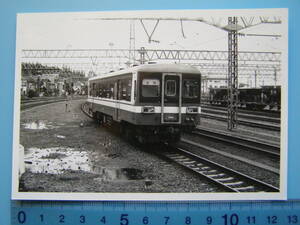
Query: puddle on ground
23,120,58,130
92,167,144,182
24,147,145,181
55,134,66,139
24,147,90,174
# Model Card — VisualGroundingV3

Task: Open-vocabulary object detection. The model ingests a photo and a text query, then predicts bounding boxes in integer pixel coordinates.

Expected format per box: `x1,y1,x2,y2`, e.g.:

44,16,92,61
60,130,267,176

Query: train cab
88,64,201,143
136,68,201,126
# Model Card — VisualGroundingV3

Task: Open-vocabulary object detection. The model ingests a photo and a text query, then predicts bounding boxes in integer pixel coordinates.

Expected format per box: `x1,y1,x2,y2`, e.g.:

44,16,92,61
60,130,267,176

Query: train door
114,80,121,121
161,73,182,124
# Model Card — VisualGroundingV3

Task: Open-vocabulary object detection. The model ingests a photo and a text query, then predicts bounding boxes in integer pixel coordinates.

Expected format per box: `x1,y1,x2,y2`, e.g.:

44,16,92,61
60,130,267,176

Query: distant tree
28,89,37,98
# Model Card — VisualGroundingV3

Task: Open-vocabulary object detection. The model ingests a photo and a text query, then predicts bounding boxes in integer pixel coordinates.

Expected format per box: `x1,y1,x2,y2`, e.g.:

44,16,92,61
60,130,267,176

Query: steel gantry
22,48,281,62
71,15,282,130
21,61,280,79
21,46,281,130
21,48,281,80
21,48,281,91
227,17,239,130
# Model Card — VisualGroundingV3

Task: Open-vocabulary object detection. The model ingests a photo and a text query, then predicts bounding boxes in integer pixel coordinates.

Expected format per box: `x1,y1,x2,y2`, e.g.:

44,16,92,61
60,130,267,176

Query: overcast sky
18,9,286,51
16,9,288,86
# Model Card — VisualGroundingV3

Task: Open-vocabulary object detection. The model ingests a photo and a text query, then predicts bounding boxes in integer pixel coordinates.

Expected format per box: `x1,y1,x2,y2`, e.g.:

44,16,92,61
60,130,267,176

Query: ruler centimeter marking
11,201,300,225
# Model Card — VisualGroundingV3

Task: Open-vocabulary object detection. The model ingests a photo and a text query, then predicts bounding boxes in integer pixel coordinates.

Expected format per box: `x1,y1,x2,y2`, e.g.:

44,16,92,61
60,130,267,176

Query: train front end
135,64,201,142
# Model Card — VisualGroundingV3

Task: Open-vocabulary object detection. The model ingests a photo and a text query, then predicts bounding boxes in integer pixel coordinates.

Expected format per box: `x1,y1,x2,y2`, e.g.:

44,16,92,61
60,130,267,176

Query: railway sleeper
183,160,197,164
202,171,219,176
216,177,234,182
206,173,226,179
188,165,200,170
164,153,181,157
177,158,193,162
193,167,207,172
200,166,210,170
169,155,186,160
204,169,217,173
225,181,244,187
205,174,220,178
234,186,255,192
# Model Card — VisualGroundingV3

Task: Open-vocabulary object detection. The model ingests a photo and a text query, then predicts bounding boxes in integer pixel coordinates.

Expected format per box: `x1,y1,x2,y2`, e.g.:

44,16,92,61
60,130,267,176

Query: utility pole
274,67,277,87
139,47,146,64
129,20,136,65
227,17,239,130
255,70,257,88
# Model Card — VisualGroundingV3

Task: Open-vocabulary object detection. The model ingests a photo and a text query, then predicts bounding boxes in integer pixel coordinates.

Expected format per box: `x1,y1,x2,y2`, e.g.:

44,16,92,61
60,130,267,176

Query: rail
160,144,279,192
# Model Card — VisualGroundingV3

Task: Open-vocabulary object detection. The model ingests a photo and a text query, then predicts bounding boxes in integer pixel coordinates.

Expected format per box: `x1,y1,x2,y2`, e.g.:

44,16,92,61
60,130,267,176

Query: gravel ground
19,99,222,193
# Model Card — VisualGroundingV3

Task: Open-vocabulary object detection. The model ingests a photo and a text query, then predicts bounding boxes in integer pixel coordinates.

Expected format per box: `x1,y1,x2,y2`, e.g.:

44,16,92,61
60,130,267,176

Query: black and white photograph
12,9,288,200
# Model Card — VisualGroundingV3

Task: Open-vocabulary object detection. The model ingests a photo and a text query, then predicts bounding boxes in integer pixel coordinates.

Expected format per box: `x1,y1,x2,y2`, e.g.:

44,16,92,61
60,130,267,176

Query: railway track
81,101,280,161
159,145,279,193
21,96,86,110
81,102,279,192
192,127,280,158
201,103,281,117
21,99,66,110
82,102,92,118
202,107,280,124
201,112,280,131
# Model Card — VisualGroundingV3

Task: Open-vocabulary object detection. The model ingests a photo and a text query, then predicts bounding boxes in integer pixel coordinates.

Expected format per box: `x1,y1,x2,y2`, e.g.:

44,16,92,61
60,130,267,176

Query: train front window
165,80,176,97
183,79,199,99
142,79,160,97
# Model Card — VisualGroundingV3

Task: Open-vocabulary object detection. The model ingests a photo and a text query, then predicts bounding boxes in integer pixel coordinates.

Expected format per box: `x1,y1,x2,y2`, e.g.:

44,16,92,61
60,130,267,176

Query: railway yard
12,11,288,199
19,97,281,193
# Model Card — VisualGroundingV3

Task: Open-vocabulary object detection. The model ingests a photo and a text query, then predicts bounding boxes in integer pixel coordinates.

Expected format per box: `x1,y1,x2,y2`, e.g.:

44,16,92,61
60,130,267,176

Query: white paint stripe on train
87,98,201,114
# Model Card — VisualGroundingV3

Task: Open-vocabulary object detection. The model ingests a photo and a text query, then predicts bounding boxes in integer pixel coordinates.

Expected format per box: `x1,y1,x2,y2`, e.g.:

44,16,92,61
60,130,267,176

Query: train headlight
142,106,155,113
186,107,198,114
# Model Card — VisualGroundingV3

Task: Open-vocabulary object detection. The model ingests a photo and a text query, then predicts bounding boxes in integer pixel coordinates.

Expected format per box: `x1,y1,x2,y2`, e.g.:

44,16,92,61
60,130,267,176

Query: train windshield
141,79,160,97
165,80,177,97
183,79,199,99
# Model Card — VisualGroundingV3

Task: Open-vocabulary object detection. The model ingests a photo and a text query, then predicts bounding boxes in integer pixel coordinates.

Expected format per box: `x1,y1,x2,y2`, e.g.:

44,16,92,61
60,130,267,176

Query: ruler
11,201,300,225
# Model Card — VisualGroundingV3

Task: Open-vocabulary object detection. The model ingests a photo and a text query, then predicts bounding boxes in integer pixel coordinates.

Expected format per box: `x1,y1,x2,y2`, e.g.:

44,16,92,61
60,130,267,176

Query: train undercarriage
91,111,184,144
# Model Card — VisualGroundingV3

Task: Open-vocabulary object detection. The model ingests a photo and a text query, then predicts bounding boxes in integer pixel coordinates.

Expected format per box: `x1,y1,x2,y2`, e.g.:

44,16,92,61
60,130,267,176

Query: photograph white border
11,8,288,201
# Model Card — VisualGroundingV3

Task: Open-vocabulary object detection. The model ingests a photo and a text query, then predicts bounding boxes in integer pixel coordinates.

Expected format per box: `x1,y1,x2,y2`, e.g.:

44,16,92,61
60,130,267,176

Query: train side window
89,83,92,96
109,83,114,99
105,82,110,98
117,80,121,100
126,79,132,101
134,80,136,100
122,81,127,100
118,80,124,100
118,78,132,101
114,82,118,100
165,80,176,97
92,83,96,97
99,83,104,98
96,82,100,97
183,79,199,99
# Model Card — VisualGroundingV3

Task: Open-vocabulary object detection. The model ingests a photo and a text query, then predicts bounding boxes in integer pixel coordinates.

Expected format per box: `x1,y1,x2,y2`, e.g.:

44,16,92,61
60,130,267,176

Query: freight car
87,64,201,143
209,86,281,111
